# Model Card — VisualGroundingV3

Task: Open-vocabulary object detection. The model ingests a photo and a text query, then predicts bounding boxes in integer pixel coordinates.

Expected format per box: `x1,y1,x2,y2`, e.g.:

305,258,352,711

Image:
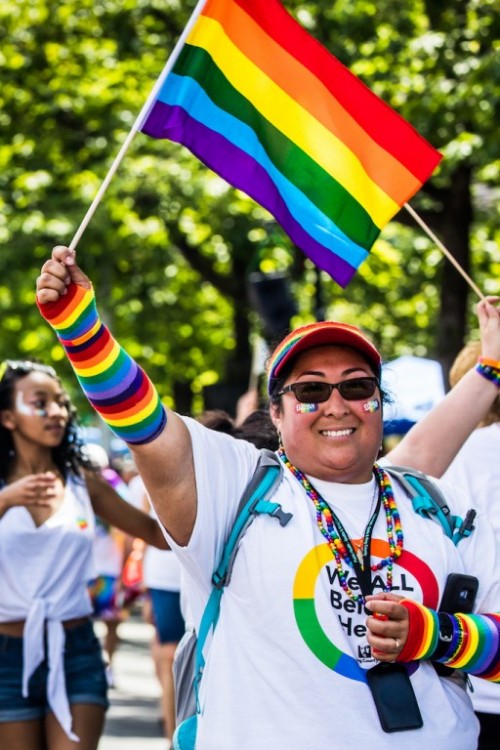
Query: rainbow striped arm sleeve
37,283,167,445
398,600,500,681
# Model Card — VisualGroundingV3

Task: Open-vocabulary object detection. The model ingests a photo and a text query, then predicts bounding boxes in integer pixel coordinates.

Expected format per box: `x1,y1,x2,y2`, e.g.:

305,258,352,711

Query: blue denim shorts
149,589,185,644
0,619,109,722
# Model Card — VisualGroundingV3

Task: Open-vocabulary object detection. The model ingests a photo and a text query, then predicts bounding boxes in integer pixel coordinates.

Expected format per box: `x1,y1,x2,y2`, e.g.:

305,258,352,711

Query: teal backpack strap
384,465,476,546
194,449,289,710
212,449,291,589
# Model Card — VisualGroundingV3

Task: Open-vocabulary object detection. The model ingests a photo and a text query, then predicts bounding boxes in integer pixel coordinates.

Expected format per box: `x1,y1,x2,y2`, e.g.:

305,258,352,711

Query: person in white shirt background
129,472,184,748
441,340,500,750
85,442,137,689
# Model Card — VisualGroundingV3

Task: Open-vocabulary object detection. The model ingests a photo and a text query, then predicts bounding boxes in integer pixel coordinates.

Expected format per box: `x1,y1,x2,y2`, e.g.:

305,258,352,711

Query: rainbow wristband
398,600,439,661
398,601,500,681
437,613,500,677
478,357,500,369
432,613,461,662
475,359,500,388
37,283,167,444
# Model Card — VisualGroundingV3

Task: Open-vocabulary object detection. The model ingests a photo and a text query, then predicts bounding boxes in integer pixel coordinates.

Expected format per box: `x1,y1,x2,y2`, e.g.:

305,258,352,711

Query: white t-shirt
0,474,95,740
92,468,131,578
128,473,148,509
161,417,500,750
92,517,124,577
143,548,182,592
128,474,182,592
443,423,500,714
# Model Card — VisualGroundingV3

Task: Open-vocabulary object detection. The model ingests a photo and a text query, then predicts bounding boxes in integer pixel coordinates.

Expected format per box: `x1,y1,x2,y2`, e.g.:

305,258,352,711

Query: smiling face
1,371,70,450
270,345,383,483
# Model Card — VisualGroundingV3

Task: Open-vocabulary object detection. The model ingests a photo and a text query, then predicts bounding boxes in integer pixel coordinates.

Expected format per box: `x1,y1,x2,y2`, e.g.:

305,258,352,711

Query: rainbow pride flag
140,0,442,287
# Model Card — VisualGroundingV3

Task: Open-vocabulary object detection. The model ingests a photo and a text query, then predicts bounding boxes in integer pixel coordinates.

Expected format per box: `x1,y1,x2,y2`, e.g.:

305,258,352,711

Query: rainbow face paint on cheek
15,393,48,417
296,403,319,414
363,398,380,413
33,407,49,417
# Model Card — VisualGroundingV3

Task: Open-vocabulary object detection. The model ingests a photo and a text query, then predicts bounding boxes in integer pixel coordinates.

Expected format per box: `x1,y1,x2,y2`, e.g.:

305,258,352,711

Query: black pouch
439,573,478,614
366,662,423,732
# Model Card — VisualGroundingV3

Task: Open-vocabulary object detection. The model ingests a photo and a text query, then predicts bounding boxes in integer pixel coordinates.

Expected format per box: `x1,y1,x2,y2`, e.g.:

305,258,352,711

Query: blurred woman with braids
0,360,167,750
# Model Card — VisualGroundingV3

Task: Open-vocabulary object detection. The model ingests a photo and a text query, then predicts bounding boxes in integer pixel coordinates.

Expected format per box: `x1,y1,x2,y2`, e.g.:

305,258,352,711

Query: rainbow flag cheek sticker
296,403,319,413
292,541,439,681
363,398,380,413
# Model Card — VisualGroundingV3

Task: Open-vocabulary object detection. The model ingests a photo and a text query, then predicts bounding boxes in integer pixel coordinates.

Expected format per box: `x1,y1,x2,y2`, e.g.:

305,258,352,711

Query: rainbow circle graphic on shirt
293,539,439,682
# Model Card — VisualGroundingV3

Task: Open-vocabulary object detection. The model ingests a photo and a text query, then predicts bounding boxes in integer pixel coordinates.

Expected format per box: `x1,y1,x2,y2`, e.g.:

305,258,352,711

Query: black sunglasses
277,377,379,404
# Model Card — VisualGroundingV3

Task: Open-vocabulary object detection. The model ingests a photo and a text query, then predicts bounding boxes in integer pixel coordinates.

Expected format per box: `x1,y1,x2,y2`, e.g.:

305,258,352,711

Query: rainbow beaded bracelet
475,357,500,388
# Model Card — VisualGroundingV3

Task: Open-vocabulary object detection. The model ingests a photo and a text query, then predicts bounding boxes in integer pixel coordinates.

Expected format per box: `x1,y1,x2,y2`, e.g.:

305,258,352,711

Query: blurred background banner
382,355,445,436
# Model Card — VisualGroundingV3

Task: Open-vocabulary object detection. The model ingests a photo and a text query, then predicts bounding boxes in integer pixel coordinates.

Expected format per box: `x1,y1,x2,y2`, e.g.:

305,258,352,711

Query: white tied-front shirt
0,474,95,740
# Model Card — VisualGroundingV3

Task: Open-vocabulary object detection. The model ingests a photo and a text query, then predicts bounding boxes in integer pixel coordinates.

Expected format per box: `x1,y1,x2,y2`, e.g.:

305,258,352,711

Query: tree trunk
435,164,473,386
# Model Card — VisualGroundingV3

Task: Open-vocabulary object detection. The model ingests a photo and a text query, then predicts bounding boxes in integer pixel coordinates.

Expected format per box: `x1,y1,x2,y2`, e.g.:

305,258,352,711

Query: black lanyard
327,489,382,598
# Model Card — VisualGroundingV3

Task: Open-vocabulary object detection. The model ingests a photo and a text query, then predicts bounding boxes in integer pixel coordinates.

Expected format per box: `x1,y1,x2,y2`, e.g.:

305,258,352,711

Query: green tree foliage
1,0,498,420
294,0,499,372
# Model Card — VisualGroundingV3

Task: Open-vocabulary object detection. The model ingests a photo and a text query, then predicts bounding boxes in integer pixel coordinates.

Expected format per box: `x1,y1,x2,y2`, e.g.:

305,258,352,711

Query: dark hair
198,407,279,451
0,360,94,484
233,410,279,450
197,409,236,435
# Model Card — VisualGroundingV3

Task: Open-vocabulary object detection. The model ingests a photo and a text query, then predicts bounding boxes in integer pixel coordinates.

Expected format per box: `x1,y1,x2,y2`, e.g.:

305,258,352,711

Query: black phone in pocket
366,662,423,732
440,573,479,614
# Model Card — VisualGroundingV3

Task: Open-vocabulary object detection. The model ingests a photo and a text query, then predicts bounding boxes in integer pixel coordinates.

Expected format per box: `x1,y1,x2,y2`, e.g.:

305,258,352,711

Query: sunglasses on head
277,376,379,404
0,360,57,383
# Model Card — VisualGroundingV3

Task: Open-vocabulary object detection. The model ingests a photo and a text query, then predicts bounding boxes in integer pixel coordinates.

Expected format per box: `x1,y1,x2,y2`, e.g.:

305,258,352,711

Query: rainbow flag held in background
140,0,442,287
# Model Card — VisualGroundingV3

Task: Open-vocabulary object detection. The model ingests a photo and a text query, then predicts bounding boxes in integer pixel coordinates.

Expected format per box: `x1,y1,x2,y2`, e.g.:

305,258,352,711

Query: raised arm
36,246,196,545
386,296,500,476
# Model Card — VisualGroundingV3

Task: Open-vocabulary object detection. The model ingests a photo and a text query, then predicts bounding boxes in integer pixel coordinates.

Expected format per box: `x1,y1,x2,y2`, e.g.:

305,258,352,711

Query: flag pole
404,201,485,300
68,0,208,252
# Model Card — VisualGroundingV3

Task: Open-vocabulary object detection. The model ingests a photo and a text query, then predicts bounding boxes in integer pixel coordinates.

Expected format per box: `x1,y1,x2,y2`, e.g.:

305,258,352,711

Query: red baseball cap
267,321,382,394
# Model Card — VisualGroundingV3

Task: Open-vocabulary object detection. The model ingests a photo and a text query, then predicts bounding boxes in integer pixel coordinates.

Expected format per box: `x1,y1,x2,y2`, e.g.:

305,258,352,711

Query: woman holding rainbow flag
35,244,500,749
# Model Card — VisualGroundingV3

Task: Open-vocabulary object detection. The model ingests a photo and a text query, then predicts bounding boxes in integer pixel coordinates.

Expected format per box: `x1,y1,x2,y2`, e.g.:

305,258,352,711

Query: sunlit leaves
1,0,498,415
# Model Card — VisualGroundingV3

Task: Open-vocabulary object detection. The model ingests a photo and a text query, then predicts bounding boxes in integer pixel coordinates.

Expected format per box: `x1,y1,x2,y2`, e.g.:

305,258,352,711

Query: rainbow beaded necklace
278,449,404,603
